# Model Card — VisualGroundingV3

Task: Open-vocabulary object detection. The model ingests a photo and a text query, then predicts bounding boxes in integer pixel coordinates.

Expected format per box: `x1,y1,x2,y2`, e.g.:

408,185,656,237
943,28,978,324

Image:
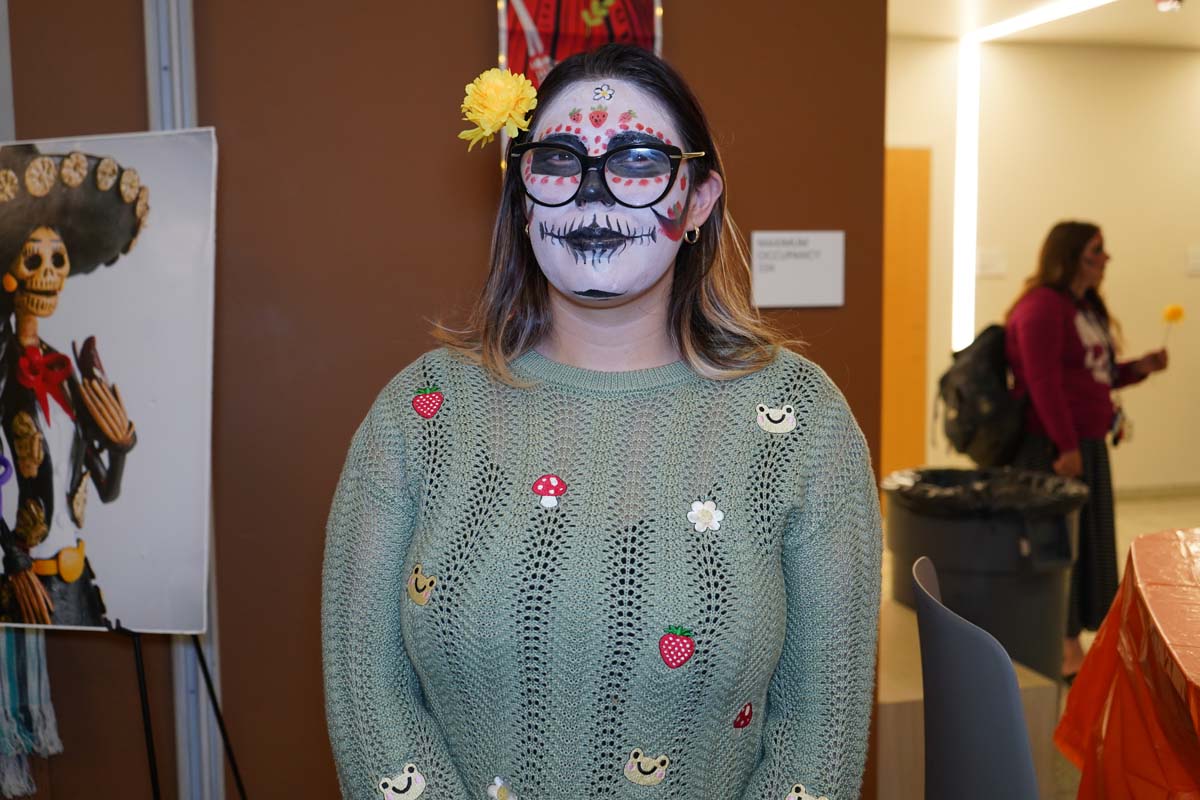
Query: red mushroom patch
733,702,753,729
532,474,567,508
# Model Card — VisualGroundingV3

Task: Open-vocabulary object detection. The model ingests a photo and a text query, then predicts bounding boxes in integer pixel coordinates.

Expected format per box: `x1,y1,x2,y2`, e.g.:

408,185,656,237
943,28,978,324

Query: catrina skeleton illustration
0,143,147,626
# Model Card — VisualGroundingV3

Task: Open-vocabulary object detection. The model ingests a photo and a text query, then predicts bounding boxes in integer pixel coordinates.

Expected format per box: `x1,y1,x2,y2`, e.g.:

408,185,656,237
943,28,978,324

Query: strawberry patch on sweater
411,386,444,419
659,626,695,668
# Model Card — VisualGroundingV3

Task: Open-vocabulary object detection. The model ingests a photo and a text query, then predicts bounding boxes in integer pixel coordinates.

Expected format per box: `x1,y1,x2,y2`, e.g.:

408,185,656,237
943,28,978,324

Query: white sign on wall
751,230,845,308
976,246,1008,279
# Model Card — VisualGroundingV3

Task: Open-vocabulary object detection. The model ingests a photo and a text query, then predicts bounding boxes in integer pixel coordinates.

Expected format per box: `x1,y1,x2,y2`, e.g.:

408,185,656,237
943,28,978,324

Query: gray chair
912,556,1039,799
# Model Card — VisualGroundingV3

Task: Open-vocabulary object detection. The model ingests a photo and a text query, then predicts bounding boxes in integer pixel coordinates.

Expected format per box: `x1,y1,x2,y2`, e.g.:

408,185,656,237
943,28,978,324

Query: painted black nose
575,167,617,208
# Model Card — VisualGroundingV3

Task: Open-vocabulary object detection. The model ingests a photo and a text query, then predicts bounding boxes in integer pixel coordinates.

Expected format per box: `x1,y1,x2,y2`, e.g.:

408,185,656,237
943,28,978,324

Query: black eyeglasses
508,141,705,209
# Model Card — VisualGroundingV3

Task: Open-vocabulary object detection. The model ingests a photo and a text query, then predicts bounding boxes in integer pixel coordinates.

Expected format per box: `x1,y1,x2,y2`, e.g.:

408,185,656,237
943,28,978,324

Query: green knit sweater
322,346,882,800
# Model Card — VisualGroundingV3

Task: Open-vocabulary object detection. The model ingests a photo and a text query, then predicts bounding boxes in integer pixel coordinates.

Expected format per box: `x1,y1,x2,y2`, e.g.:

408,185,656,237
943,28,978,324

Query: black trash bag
881,467,1089,518
881,466,1089,680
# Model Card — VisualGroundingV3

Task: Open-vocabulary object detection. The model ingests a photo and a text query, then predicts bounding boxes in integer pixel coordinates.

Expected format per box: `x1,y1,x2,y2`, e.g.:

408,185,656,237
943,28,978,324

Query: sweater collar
509,348,698,393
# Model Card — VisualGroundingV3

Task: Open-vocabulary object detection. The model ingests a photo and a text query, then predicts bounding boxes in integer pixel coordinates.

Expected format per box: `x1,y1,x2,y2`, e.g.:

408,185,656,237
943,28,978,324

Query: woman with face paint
323,45,881,800
1006,221,1168,683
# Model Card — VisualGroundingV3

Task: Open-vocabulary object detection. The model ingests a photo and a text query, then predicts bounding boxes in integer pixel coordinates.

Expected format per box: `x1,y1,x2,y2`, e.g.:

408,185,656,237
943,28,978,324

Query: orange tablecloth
1056,528,1200,798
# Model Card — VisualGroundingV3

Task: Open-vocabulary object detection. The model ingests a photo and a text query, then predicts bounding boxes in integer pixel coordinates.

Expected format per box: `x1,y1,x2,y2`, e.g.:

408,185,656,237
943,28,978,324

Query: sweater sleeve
1113,359,1147,389
740,383,883,800
1012,294,1078,453
321,393,472,799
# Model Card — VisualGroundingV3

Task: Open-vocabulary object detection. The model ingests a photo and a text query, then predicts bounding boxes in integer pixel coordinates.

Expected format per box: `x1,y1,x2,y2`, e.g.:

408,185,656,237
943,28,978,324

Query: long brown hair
435,44,790,383
1007,220,1115,329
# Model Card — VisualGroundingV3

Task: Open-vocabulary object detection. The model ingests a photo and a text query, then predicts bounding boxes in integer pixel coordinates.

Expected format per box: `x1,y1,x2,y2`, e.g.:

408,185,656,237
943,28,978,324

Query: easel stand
113,624,248,799
115,625,161,800
191,633,248,799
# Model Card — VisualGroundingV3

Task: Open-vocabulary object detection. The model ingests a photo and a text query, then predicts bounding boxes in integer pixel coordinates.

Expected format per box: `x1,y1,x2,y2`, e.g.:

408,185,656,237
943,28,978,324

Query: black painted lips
564,220,631,250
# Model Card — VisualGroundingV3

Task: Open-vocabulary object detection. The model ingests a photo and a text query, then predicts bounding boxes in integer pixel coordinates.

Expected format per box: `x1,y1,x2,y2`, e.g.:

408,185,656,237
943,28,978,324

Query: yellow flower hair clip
458,68,538,151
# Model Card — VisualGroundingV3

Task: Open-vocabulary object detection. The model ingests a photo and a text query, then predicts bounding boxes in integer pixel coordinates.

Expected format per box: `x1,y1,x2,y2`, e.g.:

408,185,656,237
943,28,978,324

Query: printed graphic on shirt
411,386,445,419
532,473,567,508
623,749,670,786
1074,311,1114,386
378,764,426,798
687,500,724,532
486,776,517,799
406,565,436,606
786,783,829,800
658,626,695,668
733,702,753,729
756,404,797,434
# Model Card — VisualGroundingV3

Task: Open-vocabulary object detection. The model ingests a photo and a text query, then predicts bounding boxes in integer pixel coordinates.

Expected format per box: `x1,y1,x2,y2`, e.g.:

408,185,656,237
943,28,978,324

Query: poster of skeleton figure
0,128,215,633
500,0,661,88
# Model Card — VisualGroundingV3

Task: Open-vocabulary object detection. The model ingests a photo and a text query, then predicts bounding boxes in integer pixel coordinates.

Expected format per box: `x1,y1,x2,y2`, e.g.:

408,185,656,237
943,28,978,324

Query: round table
1056,527,1200,797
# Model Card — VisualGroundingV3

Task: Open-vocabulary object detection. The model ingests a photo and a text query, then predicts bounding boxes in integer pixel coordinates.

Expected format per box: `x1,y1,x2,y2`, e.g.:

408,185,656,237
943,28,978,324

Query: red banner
501,0,660,88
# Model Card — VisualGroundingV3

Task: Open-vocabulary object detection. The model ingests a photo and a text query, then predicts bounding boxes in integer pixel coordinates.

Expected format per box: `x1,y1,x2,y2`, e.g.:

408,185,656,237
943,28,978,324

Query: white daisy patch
687,500,725,533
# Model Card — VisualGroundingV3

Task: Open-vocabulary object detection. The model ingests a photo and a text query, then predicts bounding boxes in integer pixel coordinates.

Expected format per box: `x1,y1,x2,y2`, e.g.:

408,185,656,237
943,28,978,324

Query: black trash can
882,467,1088,681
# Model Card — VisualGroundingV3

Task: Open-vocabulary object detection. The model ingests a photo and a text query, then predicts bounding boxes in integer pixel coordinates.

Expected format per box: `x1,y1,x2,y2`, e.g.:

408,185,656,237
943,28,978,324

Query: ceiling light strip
950,0,1121,352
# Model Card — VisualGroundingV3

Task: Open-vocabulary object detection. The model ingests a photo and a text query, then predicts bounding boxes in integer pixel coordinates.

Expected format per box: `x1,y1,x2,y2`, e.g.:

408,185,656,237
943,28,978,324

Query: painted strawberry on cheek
655,198,688,242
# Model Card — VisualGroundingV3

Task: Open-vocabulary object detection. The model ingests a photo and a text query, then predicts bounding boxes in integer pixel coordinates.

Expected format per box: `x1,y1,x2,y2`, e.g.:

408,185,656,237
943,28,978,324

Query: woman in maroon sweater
1006,221,1168,681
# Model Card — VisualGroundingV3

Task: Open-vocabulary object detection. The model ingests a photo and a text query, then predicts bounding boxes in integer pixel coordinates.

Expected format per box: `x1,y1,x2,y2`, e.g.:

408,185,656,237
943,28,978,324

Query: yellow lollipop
1163,304,1184,346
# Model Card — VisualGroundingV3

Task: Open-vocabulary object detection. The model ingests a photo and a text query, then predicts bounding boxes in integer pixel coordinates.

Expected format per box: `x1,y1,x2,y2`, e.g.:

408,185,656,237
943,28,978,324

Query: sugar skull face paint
523,79,708,305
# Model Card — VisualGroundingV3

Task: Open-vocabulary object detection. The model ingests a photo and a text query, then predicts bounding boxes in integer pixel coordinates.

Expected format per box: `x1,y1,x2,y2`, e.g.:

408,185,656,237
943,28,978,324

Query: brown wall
9,1,884,796
10,0,149,141
666,5,886,454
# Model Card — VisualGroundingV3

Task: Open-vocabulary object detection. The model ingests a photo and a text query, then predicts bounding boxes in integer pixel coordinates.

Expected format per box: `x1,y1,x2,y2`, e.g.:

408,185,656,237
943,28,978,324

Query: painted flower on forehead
593,83,615,101
458,68,538,151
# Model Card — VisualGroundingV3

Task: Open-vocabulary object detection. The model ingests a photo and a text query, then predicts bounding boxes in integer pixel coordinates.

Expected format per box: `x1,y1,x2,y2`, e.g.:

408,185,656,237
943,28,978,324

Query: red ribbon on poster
17,346,75,424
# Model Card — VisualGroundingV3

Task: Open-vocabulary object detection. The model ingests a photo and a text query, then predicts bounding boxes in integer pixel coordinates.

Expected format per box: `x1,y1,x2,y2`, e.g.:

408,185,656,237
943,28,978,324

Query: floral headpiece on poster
458,68,538,151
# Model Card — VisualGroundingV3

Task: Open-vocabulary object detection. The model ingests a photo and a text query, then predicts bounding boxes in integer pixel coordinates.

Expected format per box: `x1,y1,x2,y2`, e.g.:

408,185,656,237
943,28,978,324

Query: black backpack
937,324,1027,467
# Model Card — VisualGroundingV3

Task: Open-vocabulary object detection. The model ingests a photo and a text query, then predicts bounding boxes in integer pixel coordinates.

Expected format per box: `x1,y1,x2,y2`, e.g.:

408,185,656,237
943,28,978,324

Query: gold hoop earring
524,222,531,237
683,227,700,245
